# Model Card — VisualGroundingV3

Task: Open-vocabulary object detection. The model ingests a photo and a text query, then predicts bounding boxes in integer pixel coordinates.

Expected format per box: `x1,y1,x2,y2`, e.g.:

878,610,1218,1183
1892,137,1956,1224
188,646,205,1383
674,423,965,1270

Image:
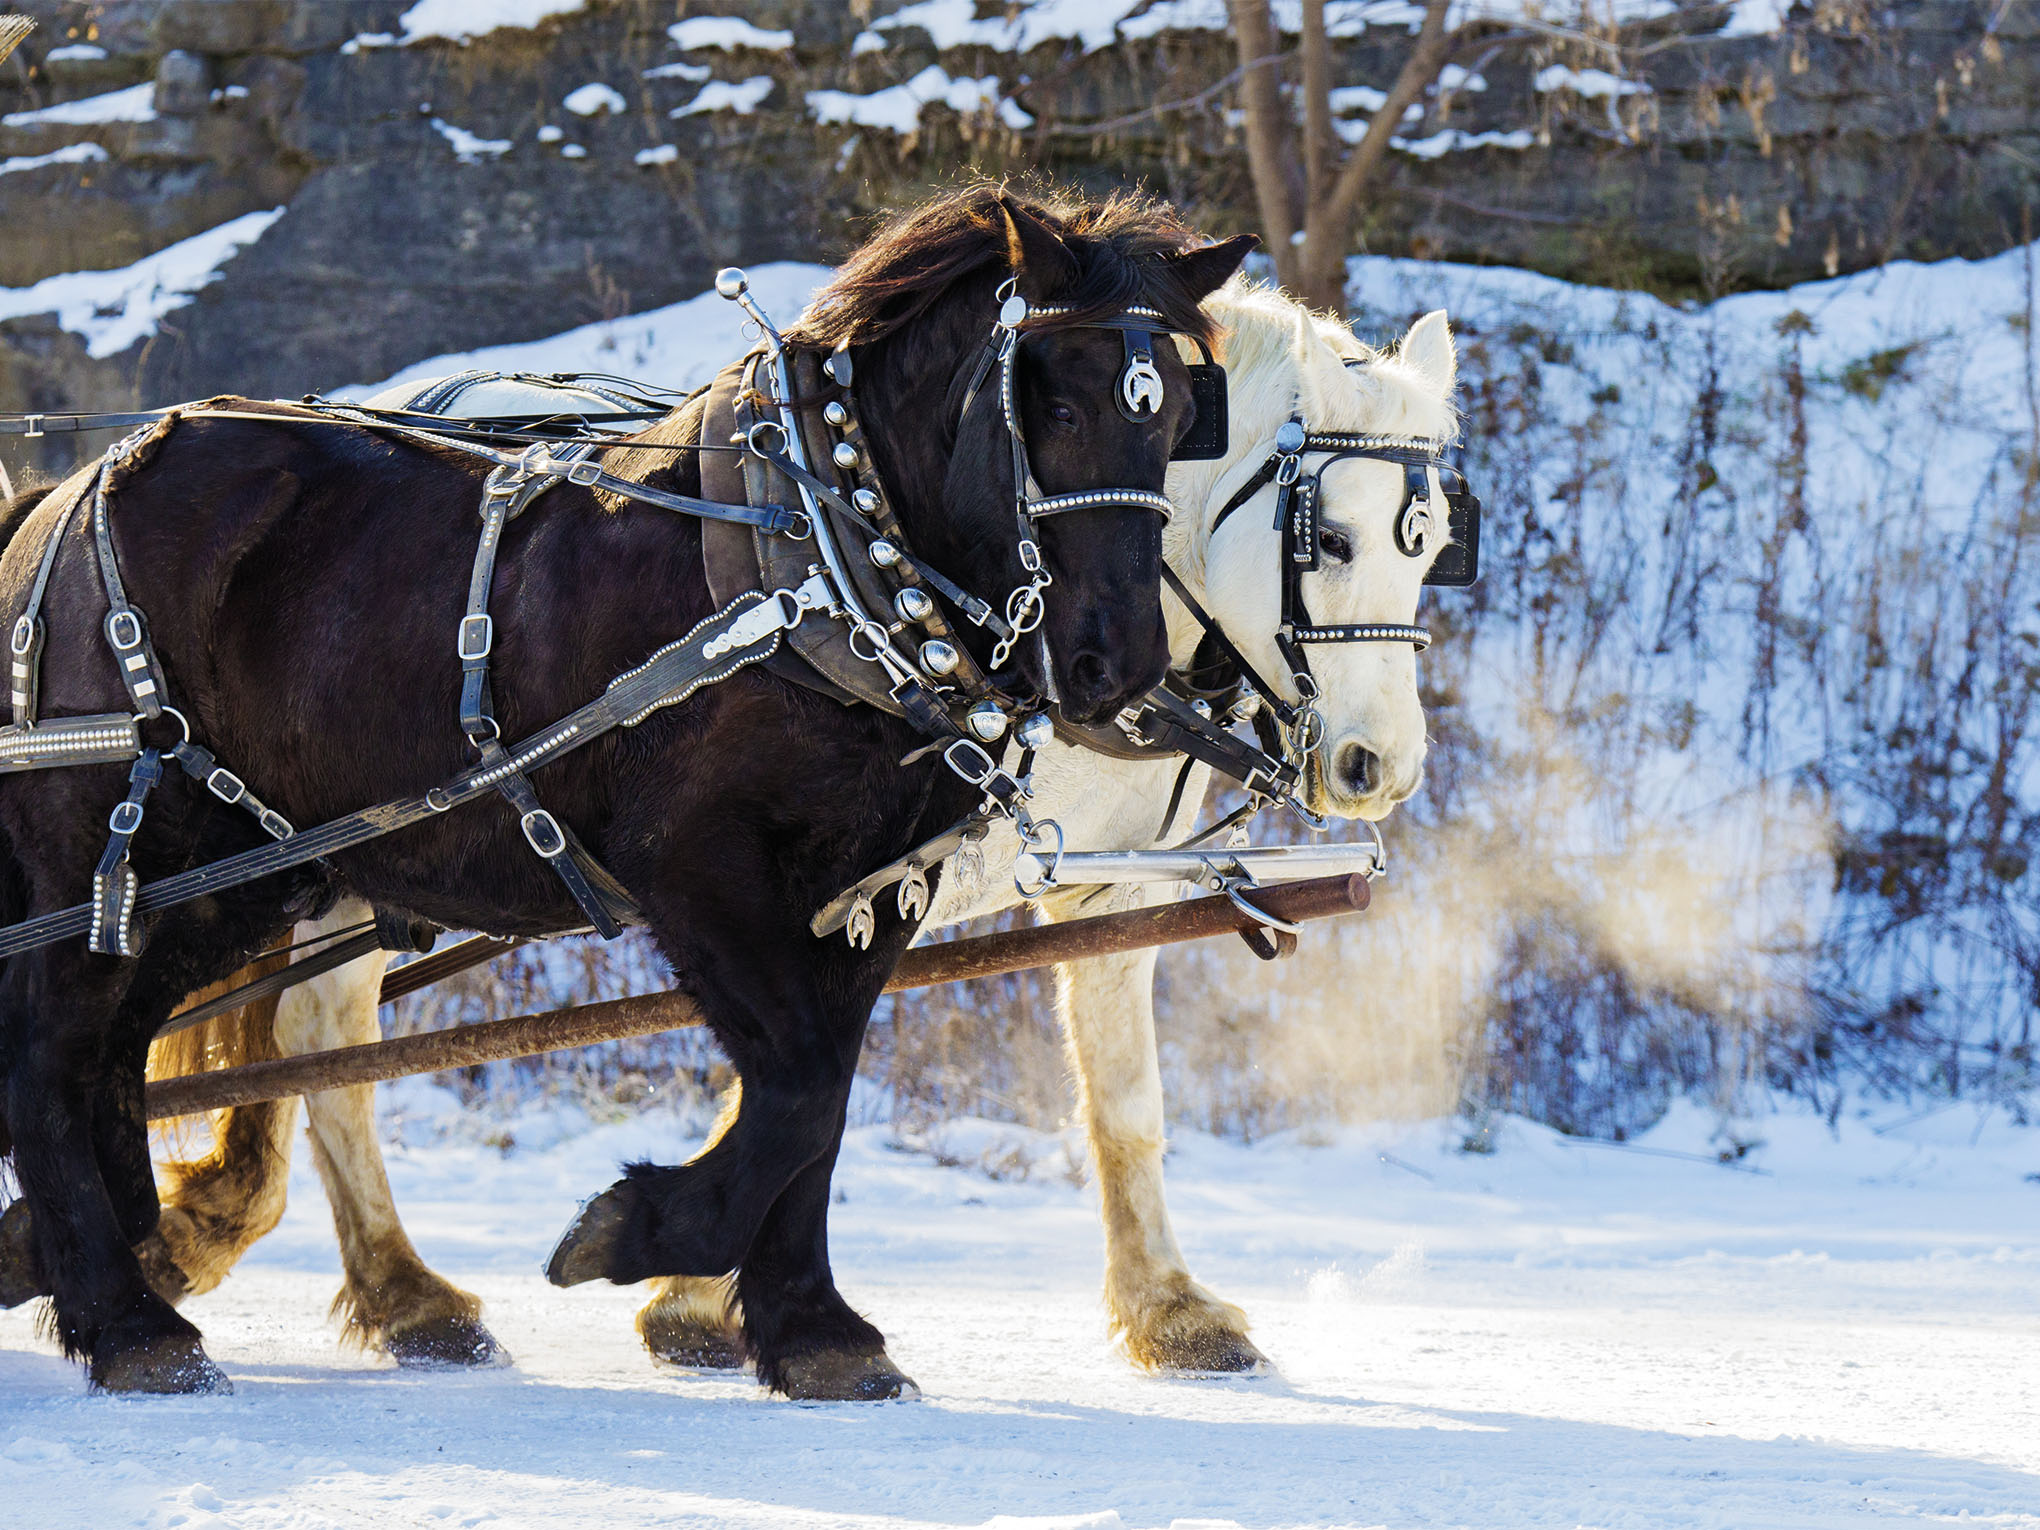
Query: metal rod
143,874,1369,1120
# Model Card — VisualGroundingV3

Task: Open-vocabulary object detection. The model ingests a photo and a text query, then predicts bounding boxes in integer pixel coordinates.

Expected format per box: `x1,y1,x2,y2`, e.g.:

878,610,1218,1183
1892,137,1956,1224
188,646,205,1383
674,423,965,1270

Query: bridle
1154,412,1483,808
951,277,1226,683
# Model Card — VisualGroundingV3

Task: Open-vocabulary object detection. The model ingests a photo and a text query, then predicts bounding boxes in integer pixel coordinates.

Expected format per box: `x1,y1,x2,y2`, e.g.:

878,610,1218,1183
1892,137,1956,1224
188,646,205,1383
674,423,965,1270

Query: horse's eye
1049,403,1077,427
1318,528,1354,564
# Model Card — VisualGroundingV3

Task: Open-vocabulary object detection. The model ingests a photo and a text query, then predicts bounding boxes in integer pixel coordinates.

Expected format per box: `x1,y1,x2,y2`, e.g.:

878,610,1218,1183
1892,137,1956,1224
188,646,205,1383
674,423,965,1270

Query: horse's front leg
272,900,505,1366
1040,882,1268,1373
546,891,909,1398
3,946,229,1393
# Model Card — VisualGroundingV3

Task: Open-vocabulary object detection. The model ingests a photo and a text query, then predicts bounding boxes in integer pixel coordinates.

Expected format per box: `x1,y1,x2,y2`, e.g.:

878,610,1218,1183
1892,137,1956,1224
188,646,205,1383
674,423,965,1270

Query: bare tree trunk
1295,0,1453,312
1228,0,1299,294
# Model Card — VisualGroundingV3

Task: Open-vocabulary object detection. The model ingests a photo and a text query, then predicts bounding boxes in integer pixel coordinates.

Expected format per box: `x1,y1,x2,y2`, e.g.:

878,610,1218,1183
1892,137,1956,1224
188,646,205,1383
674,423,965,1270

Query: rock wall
1,0,2034,476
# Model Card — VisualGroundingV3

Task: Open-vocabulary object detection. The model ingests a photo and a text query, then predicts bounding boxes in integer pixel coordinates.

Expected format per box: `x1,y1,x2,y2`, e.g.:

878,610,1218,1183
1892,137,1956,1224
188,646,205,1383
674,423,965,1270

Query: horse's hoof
1156,1328,1272,1375
643,1321,745,1371
0,1199,46,1309
775,1349,920,1402
545,1184,632,1287
386,1316,510,1369
89,1333,231,1395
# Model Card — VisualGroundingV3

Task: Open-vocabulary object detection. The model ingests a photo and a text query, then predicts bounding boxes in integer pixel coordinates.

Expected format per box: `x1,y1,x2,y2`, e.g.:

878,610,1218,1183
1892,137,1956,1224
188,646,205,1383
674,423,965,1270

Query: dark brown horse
0,185,1251,1397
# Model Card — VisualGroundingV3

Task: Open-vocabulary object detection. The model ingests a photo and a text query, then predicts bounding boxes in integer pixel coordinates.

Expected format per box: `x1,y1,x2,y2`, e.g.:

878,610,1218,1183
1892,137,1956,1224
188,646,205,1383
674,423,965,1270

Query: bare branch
1227,0,1299,289
1297,0,1452,307
1300,0,1335,207
1034,62,1254,139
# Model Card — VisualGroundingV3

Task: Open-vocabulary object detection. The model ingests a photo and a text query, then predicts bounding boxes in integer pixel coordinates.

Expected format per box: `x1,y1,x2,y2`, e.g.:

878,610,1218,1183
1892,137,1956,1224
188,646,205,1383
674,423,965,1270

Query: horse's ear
999,196,1079,297
1165,234,1258,300
1397,309,1457,398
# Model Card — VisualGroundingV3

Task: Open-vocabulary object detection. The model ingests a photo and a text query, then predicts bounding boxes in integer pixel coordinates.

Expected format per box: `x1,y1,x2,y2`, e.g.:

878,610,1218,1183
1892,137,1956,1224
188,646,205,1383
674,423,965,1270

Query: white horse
140,278,1461,1372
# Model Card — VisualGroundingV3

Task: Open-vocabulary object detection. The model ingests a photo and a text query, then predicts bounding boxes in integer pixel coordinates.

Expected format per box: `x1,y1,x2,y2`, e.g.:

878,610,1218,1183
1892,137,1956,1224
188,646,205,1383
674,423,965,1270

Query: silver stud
919,640,960,676
852,487,880,515
868,539,901,568
823,401,849,427
894,588,934,623
999,294,1029,328
832,441,859,469
1016,712,1054,749
714,267,748,300
966,702,1008,742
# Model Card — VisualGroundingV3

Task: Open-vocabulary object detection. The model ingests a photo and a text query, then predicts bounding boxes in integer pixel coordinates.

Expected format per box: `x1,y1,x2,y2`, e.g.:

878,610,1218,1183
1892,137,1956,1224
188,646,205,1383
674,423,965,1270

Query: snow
563,82,626,116
559,142,587,159
0,80,154,127
1391,127,1535,158
666,17,794,52
429,118,512,163
397,0,588,44
0,141,106,177
332,262,832,398
1535,65,1651,98
642,61,711,82
0,207,284,358
809,67,1032,134
671,77,775,119
633,144,679,166
1720,0,1792,35
42,44,106,62
2,1100,2034,1527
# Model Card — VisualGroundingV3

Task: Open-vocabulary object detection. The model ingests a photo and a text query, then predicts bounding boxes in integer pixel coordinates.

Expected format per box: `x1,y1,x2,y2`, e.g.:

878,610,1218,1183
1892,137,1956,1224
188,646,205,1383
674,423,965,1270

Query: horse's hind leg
275,902,504,1367
147,978,299,1305
5,949,227,1393
636,1082,743,1369
1042,882,1267,1374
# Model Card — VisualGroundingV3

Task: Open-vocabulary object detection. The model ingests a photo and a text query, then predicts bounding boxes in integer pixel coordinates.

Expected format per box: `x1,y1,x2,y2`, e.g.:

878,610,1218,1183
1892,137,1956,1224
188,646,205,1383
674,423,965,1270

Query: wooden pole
145,875,1369,1120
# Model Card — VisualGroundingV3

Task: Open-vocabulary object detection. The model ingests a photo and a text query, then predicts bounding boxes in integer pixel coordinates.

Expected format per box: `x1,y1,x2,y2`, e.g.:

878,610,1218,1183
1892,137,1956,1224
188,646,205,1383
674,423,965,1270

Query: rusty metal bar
145,874,1368,1121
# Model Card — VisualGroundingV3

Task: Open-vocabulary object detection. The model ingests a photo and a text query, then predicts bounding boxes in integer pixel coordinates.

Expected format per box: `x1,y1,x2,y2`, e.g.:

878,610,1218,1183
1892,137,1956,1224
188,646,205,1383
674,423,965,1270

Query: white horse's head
1168,283,1461,821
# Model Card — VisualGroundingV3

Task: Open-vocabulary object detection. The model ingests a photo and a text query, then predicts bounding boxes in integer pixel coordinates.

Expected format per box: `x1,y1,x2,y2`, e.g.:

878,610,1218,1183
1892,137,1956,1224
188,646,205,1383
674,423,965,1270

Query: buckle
9,616,34,656
105,610,144,652
457,614,494,661
108,799,144,836
205,766,247,804
941,737,997,787
565,459,602,487
520,808,567,858
257,807,294,840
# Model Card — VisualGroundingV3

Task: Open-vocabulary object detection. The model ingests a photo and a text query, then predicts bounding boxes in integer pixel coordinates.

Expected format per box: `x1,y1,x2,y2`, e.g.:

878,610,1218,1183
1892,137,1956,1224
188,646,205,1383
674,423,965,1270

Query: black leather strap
10,472,89,726
0,591,794,960
89,749,162,956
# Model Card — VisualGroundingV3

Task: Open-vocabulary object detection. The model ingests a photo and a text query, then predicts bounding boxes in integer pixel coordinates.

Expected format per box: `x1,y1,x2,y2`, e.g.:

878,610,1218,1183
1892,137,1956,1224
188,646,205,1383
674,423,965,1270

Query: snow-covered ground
3,1100,2035,1529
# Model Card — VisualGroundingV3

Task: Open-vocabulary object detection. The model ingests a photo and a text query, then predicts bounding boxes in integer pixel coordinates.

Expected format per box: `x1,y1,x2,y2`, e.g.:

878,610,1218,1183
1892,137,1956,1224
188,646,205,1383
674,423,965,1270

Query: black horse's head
785,184,1253,725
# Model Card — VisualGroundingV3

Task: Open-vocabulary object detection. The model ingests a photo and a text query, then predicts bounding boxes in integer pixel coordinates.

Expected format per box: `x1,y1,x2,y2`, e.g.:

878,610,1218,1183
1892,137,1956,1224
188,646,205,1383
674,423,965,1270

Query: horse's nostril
1334,742,1378,796
1066,651,1112,698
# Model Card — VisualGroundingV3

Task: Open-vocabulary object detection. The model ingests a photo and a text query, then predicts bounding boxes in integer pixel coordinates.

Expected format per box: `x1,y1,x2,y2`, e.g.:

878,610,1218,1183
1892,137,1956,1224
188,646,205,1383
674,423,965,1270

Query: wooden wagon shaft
144,874,1370,1121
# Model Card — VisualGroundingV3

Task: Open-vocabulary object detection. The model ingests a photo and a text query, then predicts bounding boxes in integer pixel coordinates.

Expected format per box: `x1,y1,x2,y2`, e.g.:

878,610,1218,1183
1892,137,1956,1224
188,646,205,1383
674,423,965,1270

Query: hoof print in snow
778,1349,919,1402
545,1184,633,1287
387,1316,511,1369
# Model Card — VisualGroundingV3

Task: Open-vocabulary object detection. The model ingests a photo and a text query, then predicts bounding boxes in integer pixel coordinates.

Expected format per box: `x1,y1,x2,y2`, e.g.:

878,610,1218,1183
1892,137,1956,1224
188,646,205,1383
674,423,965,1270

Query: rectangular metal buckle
9,616,36,657
205,766,247,804
108,799,144,835
105,609,144,651
257,808,294,840
565,459,602,487
520,808,567,858
457,613,494,661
